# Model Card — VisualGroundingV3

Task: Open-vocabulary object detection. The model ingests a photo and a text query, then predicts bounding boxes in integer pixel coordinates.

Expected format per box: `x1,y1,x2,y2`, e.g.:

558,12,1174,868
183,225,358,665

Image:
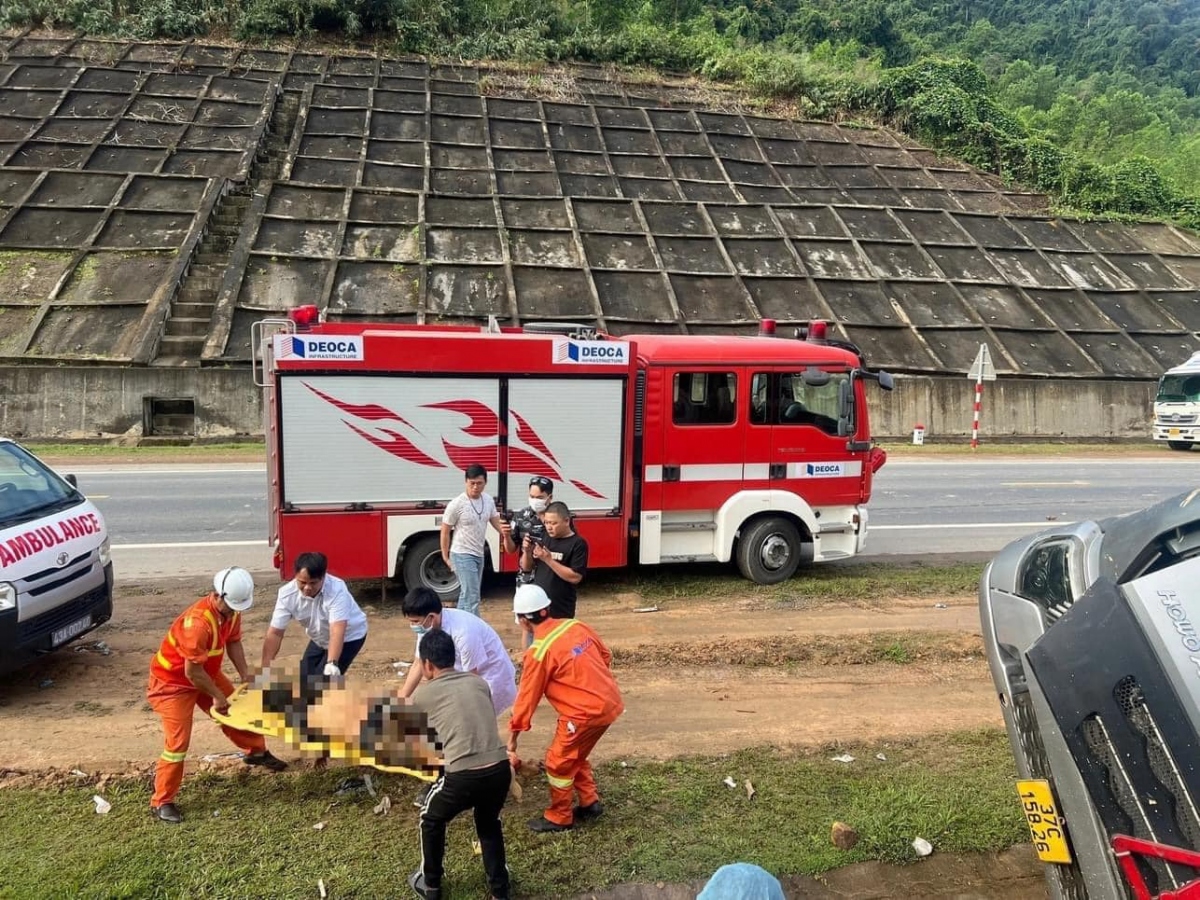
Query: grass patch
601,561,983,603
880,440,1161,456
22,442,264,460
0,732,1025,899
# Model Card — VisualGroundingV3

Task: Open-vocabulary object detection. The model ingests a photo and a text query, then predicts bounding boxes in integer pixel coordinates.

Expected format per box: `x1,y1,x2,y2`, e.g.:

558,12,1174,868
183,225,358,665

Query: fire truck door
755,369,862,507
658,369,742,516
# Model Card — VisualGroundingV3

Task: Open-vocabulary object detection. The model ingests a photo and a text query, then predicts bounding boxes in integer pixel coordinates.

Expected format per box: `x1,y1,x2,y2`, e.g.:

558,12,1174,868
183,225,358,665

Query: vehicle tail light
289,304,321,329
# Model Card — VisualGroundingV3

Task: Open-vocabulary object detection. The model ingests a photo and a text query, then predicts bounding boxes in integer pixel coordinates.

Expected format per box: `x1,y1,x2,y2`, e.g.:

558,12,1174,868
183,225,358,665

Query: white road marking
872,522,1057,531
112,539,266,549
1000,481,1090,487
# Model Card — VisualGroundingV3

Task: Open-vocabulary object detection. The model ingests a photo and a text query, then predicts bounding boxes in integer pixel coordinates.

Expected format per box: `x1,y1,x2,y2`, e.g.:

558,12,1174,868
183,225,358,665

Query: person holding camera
501,476,554,569
519,500,587,620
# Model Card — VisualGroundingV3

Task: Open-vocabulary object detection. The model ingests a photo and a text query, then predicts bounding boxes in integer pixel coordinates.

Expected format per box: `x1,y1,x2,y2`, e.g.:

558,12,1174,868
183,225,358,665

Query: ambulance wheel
736,516,802,585
1169,441,1194,451
403,535,459,604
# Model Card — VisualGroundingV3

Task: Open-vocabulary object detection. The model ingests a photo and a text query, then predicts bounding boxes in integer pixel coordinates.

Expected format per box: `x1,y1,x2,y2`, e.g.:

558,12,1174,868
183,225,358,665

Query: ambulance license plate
52,615,92,647
1170,428,1182,437
1017,779,1072,864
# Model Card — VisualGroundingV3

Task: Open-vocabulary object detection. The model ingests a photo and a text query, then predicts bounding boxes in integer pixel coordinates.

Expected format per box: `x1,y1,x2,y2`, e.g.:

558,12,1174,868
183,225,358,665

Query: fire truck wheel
402,534,460,604
736,516,803,585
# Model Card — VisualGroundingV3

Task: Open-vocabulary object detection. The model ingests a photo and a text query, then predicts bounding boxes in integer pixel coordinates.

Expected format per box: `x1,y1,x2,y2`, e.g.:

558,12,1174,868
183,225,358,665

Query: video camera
526,520,548,547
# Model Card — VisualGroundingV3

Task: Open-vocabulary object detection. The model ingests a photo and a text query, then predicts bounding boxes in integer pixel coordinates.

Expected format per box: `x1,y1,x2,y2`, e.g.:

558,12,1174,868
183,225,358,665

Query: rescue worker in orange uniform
147,567,287,823
507,583,623,833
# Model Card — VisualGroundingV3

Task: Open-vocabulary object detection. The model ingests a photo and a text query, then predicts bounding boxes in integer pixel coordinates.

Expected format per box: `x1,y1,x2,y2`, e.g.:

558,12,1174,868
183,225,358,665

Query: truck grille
16,582,110,644
1157,413,1198,425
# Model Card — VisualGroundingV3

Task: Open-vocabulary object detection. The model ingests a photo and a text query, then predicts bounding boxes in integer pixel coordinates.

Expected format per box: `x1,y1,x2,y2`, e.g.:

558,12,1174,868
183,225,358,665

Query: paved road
65,458,1197,578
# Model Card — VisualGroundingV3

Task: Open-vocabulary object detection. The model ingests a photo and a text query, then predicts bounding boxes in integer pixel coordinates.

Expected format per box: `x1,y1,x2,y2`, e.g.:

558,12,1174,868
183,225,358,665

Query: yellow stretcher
212,682,440,782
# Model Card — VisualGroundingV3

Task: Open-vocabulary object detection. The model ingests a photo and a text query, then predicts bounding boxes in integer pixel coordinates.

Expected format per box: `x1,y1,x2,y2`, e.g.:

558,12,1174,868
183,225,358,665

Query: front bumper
0,562,114,675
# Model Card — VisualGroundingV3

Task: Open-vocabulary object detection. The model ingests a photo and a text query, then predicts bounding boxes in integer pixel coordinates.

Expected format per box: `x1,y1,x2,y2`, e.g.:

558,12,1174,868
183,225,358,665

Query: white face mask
529,497,548,513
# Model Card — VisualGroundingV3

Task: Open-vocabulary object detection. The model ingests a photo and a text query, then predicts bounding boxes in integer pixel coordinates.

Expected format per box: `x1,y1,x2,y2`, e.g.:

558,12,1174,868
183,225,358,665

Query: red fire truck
255,311,893,600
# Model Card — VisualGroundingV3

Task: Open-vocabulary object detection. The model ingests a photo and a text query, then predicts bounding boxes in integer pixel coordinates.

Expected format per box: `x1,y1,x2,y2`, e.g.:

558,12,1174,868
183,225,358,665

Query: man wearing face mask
501,476,554,570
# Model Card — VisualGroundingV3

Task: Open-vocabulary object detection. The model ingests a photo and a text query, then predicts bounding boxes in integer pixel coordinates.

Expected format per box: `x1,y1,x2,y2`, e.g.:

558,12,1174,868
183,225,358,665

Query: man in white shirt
440,464,509,617
261,551,370,681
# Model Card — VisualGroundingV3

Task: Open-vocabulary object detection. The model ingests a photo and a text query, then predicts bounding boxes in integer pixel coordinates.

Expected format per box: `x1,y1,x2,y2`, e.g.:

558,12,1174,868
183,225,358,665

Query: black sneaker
527,815,572,833
243,750,288,772
151,803,183,824
573,801,604,822
408,869,441,900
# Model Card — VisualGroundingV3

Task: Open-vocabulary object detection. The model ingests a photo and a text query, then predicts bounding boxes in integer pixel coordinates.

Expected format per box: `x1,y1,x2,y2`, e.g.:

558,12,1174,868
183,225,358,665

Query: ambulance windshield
0,442,82,530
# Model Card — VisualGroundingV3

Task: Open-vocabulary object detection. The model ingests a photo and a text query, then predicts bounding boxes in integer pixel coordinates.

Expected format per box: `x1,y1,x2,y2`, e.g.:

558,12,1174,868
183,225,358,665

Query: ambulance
255,310,893,601
0,439,113,673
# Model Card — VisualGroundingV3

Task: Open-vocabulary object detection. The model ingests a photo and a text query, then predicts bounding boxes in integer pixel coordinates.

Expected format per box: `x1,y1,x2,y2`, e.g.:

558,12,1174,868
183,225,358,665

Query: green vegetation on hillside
5,0,1200,229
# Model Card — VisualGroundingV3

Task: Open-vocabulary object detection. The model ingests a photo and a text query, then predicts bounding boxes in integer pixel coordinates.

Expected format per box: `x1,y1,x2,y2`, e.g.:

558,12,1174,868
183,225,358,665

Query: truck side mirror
837,380,853,436
877,371,895,391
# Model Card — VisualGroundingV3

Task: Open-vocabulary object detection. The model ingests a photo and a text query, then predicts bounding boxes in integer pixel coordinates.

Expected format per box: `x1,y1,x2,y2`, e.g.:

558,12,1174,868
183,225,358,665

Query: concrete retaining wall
0,366,1157,442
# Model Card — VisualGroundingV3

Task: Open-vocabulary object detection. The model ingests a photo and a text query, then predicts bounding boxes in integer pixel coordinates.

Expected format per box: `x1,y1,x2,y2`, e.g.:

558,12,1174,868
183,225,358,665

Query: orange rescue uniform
146,594,265,807
510,617,623,826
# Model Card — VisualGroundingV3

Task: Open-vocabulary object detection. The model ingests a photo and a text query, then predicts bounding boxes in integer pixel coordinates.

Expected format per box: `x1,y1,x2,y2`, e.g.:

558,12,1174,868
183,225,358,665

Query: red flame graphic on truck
305,383,605,499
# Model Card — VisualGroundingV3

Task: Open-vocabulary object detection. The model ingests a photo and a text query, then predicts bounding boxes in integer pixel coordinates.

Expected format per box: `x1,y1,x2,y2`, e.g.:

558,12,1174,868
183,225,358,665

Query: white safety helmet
213,566,255,611
513,583,552,616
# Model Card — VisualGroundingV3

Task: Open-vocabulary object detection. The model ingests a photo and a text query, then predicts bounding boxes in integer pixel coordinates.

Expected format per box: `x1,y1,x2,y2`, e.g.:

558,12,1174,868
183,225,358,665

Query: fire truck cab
257,313,891,600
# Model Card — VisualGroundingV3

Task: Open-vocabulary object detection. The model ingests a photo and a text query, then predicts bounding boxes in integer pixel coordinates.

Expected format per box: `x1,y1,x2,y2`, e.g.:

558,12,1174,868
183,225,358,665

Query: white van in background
0,439,113,674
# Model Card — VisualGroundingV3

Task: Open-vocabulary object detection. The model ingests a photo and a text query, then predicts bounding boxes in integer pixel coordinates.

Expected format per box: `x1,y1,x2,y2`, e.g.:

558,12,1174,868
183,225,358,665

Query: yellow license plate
1017,779,1072,864
1170,428,1182,437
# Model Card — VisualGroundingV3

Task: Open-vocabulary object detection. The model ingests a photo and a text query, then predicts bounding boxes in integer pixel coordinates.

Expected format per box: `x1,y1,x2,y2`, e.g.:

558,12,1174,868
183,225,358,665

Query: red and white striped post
971,376,983,449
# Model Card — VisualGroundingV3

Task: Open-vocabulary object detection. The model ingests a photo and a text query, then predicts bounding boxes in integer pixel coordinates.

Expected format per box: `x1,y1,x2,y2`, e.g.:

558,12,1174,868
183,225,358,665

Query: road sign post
967,343,996,449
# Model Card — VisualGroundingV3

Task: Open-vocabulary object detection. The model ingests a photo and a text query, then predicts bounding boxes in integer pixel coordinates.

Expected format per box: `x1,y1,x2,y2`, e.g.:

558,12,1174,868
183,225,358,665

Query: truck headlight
99,537,111,567
0,582,15,612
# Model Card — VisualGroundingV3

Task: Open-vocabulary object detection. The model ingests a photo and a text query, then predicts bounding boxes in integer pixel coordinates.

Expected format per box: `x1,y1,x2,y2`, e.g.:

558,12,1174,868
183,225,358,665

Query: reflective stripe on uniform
532,619,578,662
546,772,574,789
201,609,222,657
160,750,187,763
155,651,174,670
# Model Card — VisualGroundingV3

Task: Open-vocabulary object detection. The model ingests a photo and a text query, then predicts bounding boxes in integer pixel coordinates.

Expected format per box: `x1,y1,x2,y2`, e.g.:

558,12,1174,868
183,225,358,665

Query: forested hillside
5,0,1200,228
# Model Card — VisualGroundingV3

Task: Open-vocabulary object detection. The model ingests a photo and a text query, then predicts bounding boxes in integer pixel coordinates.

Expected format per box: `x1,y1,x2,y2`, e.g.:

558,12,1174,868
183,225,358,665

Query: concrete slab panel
492,148,554,171
600,128,656,155
991,328,1099,376
1023,289,1115,331
209,77,273,105
1127,223,1200,256
308,108,368,135
1067,331,1155,375
1129,333,1200,369
989,248,1071,288
508,230,580,266
312,85,369,108
378,77,425,95
647,109,697,131
143,73,207,97
1,208,101,247
75,70,138,92
373,91,426,114
788,187,850,205
430,145,488,168
0,306,38,352
548,123,602,152
178,124,254,151
951,213,1028,248
667,156,723,182
431,94,480,117
0,171,37,205
1162,256,1200,285
887,282,975,327
489,98,541,120
693,112,746,136
901,189,962,211
331,57,376,76
822,165,885,189
9,66,76,89
426,227,502,262
59,250,171,303
554,151,609,175
497,171,562,196
764,206,839,239
85,145,165,173
1036,252,1130,291
238,258,332,310
841,325,938,369
365,140,423,165
1006,218,1087,252
342,224,420,261
513,267,594,318
29,304,145,357
126,95,196,123
268,185,345,220
860,242,941,279
0,89,61,119
182,45,239,67
56,92,127,119
594,270,674,321
0,249,74,303
299,135,362,160
596,107,647,128
237,50,288,72
916,328,996,372
431,168,492,195
111,120,185,146
669,274,753,320
292,157,360,186
841,187,904,206
722,160,780,186
380,60,427,78
194,100,260,127
833,207,907,242
0,118,37,142
792,240,873,279
10,142,89,168
126,43,180,63
254,219,339,256
500,198,569,230
656,237,728,273
96,210,193,248
323,75,375,89
610,155,669,179
818,280,898,325
761,140,815,166
1105,254,1186,290
881,167,939,190
723,238,802,276
544,103,595,127
679,181,739,202
923,246,1003,281
656,132,710,157
583,233,656,270
1152,292,1200,330
808,142,865,166
637,203,703,236
1087,291,1182,333
953,190,1018,214
426,264,506,317
329,261,419,315
426,196,495,227
430,115,483,144
708,135,762,163
557,174,618,197
956,284,1053,328
491,119,547,150
619,177,680,200
30,171,122,207
742,277,826,321
345,191,418,225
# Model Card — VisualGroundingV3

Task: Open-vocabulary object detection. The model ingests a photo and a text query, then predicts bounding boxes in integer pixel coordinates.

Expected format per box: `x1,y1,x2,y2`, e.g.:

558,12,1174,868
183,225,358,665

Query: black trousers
420,760,511,898
300,636,366,682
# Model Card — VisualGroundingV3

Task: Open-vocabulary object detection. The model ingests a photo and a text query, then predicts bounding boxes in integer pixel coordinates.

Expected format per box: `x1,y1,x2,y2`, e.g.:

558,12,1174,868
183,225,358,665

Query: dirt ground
0,578,999,776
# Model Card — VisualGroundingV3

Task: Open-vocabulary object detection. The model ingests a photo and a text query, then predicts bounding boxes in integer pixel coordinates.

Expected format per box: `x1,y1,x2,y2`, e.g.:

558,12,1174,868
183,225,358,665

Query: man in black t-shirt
519,501,588,620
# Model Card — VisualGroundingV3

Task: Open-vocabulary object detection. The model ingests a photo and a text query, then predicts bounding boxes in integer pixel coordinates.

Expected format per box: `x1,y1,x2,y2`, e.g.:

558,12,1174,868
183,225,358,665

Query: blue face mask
410,623,430,635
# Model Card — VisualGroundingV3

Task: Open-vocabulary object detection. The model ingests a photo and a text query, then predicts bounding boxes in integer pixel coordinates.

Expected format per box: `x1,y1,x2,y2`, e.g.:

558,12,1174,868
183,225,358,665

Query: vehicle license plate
1017,779,1072,864
52,615,92,647
1170,428,1182,437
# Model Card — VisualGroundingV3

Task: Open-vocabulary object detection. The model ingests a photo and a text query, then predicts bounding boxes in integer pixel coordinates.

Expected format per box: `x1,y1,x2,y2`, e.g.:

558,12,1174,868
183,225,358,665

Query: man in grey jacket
409,628,511,900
